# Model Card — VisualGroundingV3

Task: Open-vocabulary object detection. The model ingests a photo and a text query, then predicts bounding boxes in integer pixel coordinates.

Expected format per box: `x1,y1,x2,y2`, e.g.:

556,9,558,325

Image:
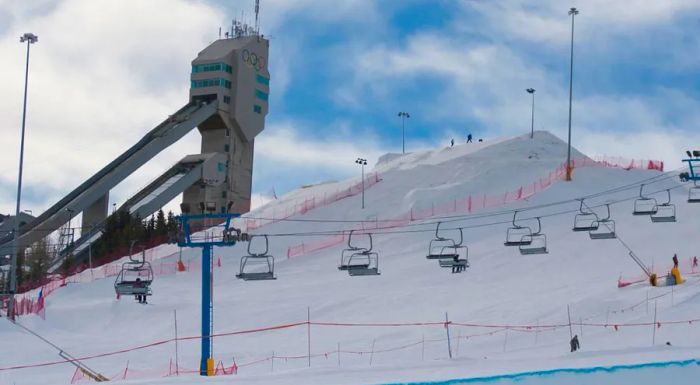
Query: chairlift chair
346,233,380,276
114,247,154,297
426,222,458,259
236,235,276,281
338,230,369,270
436,228,469,272
689,181,700,203
572,199,599,232
589,204,616,240
650,189,676,223
519,217,548,255
504,211,532,246
632,184,658,215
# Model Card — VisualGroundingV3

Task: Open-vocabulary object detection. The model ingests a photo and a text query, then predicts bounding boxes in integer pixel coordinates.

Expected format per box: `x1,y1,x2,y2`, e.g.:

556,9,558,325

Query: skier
134,278,146,304
693,256,698,268
570,335,580,352
671,254,685,285
450,138,454,147
451,256,461,273
467,134,473,143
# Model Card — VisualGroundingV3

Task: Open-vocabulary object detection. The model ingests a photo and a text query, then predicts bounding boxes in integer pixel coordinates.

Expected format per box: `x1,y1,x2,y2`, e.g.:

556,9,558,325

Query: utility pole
398,112,410,154
355,158,367,209
526,88,535,139
566,7,579,181
8,32,38,320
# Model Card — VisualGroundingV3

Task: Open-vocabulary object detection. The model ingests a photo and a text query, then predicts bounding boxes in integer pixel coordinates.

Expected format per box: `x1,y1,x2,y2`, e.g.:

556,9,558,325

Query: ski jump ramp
0,100,219,253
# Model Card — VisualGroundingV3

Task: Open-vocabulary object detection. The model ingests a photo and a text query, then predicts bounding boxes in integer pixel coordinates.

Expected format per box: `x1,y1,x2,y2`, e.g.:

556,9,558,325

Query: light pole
398,112,410,154
566,7,579,181
526,88,535,139
355,158,367,209
8,32,38,320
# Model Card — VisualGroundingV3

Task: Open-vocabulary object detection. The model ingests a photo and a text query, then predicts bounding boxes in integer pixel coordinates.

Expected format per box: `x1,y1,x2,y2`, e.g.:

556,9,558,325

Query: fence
8,249,223,319
242,172,382,232
1,281,698,383
286,156,664,258
593,155,664,172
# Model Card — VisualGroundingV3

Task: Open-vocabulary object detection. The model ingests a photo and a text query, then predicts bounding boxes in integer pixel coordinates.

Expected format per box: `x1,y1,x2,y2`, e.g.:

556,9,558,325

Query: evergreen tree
155,209,167,237
27,238,51,283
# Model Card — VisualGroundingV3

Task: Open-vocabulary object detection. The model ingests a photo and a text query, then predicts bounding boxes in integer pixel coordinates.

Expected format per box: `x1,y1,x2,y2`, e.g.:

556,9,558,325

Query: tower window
256,74,270,86
223,96,231,104
224,144,230,152
191,78,231,89
192,63,232,73
253,105,262,114
255,89,268,101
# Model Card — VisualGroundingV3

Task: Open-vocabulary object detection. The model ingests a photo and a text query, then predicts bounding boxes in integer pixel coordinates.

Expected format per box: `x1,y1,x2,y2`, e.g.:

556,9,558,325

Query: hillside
1,131,699,385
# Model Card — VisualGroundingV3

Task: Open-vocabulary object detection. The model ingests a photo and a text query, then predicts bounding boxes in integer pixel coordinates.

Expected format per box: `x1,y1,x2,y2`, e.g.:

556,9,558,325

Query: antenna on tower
254,0,260,35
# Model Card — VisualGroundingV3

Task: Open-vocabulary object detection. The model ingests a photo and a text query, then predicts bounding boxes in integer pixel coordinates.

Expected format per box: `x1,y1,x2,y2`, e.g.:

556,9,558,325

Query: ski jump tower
0,27,269,272
185,27,270,215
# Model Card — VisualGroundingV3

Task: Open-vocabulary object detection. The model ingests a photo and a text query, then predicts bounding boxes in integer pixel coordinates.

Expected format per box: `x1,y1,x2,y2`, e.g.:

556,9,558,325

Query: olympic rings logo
241,49,265,72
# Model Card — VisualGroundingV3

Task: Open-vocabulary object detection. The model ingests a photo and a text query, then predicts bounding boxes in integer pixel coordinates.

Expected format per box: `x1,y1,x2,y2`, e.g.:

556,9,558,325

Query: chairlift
650,189,676,223
572,199,599,232
519,217,548,255
346,233,380,276
436,228,469,272
504,211,532,246
426,222,458,259
236,235,276,281
338,230,370,270
589,204,616,240
114,245,154,297
689,181,700,203
633,184,658,215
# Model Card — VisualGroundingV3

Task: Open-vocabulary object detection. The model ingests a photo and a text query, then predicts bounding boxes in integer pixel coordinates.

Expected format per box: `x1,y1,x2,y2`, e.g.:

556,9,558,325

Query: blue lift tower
683,150,700,203
177,212,244,376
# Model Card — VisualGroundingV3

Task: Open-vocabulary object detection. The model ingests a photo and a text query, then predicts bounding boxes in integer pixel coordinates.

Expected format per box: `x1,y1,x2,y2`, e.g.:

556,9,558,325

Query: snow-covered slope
2,131,700,385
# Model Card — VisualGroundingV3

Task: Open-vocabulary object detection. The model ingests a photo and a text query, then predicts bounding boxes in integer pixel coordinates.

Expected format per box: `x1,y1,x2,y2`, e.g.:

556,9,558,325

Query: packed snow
2,131,700,385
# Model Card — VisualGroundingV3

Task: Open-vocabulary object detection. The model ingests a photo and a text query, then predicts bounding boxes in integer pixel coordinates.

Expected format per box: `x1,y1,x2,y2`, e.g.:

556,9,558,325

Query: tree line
1,209,179,292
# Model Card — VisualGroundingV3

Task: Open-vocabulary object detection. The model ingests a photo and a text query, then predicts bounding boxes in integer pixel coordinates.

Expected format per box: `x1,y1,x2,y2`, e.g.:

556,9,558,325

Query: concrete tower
184,33,270,214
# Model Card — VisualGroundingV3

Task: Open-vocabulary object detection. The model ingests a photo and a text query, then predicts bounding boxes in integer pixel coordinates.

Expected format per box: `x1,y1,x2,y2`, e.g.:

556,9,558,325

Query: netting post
174,309,179,376
307,306,311,367
652,300,657,345
567,305,573,340
369,339,376,366
445,312,452,359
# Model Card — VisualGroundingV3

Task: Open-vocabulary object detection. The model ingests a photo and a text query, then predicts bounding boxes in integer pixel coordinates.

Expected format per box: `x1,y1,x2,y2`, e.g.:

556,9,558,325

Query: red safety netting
243,173,382,232
285,156,663,258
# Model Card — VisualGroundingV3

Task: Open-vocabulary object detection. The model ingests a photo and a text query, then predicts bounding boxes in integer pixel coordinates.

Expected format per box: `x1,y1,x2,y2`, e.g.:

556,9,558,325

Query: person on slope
134,278,146,304
467,134,473,143
450,138,455,147
670,254,685,286
570,335,580,352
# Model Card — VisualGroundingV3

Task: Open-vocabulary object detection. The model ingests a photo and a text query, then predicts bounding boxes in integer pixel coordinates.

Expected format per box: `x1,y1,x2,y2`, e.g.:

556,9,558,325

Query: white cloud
342,25,700,170
255,120,385,172
461,0,700,45
0,0,225,214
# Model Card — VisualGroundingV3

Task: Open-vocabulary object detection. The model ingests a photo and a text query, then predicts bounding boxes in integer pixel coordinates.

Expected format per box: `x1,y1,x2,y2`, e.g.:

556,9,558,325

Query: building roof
193,36,264,62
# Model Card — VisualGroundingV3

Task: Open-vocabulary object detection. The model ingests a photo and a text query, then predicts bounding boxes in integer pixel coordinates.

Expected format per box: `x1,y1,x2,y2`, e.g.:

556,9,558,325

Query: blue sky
1,0,699,215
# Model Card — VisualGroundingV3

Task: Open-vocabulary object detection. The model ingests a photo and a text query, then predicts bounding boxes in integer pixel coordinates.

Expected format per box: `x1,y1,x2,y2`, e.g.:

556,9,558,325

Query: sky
1,0,700,218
